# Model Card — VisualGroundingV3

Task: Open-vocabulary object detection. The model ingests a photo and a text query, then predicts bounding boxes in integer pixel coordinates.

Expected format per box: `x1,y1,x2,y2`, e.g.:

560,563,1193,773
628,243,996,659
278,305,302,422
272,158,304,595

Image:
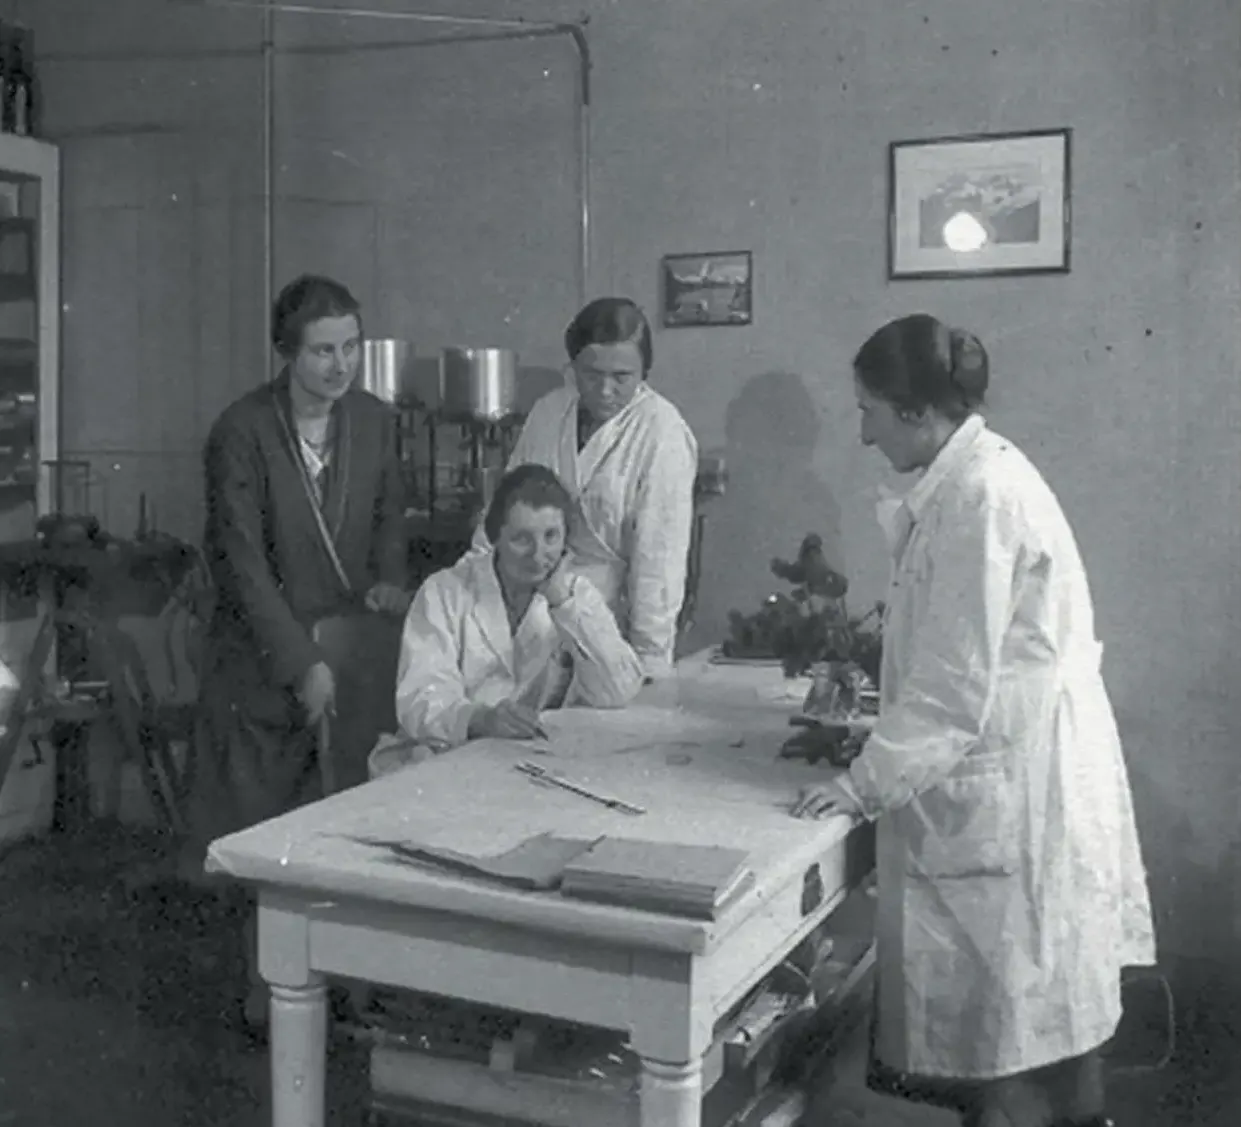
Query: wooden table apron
207,657,872,1127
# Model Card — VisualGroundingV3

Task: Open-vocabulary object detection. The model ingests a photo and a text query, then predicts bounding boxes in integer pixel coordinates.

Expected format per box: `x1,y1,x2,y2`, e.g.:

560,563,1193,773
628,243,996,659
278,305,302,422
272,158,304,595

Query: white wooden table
206,654,874,1127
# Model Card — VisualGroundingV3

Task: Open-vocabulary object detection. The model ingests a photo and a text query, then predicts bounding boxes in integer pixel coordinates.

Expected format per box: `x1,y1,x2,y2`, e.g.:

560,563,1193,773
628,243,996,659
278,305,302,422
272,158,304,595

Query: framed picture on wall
888,128,1071,280
661,251,753,328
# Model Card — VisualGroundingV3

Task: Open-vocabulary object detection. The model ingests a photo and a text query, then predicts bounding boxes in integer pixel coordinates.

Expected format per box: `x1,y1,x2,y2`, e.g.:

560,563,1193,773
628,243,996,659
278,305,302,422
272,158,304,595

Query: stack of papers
350,833,599,891
560,837,754,920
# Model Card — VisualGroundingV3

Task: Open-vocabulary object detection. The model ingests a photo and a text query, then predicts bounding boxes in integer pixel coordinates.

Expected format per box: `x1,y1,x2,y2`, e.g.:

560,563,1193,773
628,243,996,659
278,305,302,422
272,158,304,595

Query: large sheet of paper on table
533,703,736,757
204,655,861,947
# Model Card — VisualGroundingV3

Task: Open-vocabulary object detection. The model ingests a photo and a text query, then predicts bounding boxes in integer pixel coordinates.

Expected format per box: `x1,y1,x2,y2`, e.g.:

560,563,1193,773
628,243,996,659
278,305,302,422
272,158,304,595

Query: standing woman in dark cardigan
189,274,409,1028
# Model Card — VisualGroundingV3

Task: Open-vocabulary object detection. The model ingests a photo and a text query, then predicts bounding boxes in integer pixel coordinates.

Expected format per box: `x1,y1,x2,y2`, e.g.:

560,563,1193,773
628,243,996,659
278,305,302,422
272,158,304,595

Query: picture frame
888,128,1071,280
661,250,753,328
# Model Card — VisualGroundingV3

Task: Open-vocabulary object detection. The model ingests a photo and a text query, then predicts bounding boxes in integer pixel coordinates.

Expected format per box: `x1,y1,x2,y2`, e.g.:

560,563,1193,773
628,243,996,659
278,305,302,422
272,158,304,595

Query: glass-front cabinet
0,134,58,544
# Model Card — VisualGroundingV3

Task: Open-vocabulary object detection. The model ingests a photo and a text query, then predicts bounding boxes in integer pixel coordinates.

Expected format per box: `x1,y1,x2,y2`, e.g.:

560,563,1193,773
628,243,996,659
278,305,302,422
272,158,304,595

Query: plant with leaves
724,533,884,684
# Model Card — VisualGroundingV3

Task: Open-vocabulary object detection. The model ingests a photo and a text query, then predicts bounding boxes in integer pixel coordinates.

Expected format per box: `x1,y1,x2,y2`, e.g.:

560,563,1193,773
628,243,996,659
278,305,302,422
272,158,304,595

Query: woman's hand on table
791,776,864,821
366,582,412,616
469,700,548,741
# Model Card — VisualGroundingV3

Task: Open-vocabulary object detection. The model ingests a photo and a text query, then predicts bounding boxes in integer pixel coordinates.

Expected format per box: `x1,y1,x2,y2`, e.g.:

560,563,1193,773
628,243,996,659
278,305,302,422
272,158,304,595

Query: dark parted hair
853,313,989,422
271,274,363,358
483,463,574,544
564,297,653,376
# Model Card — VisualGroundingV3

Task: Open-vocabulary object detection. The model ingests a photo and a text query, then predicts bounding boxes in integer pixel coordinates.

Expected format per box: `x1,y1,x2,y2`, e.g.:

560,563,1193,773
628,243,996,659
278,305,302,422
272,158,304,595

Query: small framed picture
888,128,1072,280
661,250,753,328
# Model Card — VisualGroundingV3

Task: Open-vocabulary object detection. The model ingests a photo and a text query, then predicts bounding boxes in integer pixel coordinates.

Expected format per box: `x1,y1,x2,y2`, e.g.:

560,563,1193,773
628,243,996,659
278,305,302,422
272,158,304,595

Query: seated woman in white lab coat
474,298,699,681
371,463,645,777
792,314,1155,1127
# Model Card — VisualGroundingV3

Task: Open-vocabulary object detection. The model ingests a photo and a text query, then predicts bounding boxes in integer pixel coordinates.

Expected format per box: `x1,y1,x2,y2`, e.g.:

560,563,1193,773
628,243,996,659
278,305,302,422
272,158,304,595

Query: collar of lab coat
560,380,654,485
902,413,987,523
463,549,553,676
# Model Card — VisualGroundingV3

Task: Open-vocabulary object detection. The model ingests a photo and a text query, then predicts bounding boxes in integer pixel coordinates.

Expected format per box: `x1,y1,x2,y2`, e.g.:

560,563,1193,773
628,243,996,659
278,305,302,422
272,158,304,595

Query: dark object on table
770,534,848,600
779,716,867,769
722,532,884,681
36,513,103,548
0,530,201,600
803,661,878,719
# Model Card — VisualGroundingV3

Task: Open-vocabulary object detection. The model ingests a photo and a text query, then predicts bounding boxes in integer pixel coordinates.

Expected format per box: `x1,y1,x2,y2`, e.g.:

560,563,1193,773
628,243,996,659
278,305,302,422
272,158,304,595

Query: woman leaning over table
473,297,699,681
370,463,645,777
792,314,1155,1127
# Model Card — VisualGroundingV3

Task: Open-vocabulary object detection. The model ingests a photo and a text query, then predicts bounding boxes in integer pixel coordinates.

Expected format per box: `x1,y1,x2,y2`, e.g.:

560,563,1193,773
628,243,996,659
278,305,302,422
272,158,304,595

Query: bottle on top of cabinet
1,27,36,138
3,35,34,137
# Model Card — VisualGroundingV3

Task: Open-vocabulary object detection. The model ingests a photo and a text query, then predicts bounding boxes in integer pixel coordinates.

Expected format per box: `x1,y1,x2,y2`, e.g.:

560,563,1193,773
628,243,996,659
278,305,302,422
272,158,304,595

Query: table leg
268,978,328,1127
50,720,92,835
638,1056,704,1127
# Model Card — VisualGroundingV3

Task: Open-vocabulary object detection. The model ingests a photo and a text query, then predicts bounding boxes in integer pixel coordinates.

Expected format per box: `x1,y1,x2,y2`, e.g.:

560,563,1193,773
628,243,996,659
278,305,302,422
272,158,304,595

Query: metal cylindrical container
360,339,416,404
439,347,519,422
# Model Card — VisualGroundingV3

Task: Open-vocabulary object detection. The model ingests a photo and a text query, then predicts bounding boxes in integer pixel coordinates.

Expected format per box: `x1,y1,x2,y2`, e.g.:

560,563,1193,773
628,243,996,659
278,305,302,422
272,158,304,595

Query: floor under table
0,824,1237,1127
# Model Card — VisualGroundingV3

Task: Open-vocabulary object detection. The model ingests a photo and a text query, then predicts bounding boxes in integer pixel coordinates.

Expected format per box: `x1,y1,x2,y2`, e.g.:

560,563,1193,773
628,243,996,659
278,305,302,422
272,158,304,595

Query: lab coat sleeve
847,496,1020,818
628,422,699,678
549,578,646,707
372,407,409,587
394,575,479,748
203,414,321,689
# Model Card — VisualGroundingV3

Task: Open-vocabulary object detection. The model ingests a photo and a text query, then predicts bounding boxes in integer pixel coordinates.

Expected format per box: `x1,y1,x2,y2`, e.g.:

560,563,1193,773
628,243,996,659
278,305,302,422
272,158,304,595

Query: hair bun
948,328,988,396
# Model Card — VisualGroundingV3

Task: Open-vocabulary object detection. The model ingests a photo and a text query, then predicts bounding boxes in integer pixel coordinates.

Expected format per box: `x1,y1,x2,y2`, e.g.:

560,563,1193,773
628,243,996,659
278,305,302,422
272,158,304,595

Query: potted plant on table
722,533,884,767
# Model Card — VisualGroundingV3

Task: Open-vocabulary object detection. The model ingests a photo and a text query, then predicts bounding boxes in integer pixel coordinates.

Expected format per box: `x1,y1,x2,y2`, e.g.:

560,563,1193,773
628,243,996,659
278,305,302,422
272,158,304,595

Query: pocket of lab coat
905,760,1019,879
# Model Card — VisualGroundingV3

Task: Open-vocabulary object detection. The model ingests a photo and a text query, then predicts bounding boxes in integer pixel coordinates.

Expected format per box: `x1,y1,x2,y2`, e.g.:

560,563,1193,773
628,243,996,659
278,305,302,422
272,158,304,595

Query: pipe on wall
44,3,594,371
261,0,275,375
179,0,593,373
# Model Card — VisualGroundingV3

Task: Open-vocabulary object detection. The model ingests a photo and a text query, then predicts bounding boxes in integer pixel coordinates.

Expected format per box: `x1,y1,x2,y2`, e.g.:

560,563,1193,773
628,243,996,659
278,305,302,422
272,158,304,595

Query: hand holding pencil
468,698,549,742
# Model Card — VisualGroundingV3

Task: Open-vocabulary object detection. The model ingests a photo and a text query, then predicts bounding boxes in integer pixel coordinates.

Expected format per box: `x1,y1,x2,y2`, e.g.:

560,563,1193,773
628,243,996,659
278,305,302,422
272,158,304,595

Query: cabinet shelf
0,416,34,435
0,479,36,511
0,216,34,303
0,275,33,303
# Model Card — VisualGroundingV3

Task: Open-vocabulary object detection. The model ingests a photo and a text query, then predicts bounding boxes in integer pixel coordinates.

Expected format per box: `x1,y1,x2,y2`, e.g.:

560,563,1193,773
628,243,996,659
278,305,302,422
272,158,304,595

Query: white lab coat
477,379,699,679
394,548,645,748
845,414,1155,1080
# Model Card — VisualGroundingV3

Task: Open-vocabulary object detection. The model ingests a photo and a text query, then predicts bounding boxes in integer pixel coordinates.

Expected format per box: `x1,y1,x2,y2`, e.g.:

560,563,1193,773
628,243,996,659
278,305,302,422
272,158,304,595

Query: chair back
677,509,708,639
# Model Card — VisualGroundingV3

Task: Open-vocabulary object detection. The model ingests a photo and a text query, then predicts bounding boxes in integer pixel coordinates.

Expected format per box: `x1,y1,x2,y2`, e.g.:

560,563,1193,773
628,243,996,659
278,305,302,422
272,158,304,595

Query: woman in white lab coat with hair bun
477,297,699,681
793,314,1155,1127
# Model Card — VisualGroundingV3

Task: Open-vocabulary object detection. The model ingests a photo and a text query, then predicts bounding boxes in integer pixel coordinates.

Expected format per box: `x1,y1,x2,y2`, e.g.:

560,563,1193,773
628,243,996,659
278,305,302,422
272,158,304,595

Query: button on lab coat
478,379,698,679
394,549,645,748
847,415,1156,1080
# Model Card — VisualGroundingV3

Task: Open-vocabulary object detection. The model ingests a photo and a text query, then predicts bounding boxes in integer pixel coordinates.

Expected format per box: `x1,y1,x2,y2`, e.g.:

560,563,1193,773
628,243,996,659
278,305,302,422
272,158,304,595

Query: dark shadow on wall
683,370,843,653
1111,696,1241,1015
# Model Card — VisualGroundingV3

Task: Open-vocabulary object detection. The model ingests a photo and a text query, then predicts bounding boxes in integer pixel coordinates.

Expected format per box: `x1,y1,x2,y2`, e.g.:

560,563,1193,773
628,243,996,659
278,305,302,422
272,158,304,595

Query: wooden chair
677,460,725,644
677,508,708,641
